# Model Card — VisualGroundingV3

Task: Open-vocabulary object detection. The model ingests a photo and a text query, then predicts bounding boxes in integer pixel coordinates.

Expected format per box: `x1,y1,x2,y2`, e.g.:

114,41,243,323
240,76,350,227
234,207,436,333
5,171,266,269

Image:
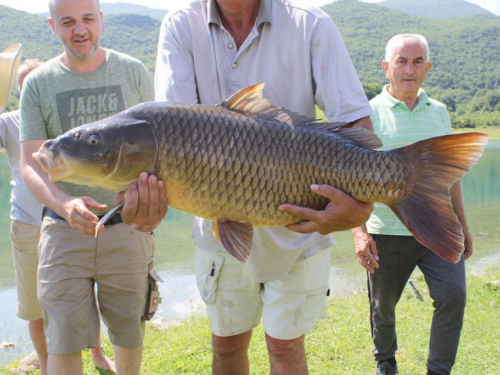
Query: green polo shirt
367,85,452,235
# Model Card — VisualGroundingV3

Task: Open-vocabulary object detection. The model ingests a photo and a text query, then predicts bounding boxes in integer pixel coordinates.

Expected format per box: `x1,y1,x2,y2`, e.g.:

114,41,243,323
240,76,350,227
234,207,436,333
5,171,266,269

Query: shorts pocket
195,248,224,305
303,288,328,324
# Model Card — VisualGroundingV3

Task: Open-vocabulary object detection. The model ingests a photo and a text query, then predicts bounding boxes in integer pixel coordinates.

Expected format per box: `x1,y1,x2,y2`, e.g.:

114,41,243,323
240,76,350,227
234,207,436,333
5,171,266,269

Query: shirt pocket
195,247,225,305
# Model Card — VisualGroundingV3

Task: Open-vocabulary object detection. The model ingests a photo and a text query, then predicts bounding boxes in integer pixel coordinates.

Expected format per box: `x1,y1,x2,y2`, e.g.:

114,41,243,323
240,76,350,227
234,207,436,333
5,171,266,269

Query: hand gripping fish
34,84,488,264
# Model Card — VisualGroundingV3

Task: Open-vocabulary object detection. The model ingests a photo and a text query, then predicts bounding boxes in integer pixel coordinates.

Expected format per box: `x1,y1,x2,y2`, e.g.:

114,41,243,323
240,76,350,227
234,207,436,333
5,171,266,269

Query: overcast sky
0,0,499,16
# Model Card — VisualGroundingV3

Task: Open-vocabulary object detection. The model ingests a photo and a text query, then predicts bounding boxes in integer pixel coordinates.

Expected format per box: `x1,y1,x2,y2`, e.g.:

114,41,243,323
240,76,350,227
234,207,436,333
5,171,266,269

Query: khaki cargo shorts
195,247,330,340
10,219,43,321
38,217,154,355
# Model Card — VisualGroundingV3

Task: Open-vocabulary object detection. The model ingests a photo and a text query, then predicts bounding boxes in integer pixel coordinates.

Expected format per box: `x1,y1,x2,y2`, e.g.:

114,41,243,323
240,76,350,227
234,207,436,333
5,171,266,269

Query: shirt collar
207,0,272,27
382,84,431,109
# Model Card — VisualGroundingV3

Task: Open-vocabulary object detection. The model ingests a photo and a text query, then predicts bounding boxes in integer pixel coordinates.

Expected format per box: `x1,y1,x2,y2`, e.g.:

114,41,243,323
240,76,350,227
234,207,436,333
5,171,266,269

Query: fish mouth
33,146,74,182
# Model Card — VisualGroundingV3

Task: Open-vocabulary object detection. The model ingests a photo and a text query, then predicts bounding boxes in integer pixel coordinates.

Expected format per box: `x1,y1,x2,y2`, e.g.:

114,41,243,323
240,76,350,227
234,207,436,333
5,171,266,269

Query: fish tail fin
390,132,489,263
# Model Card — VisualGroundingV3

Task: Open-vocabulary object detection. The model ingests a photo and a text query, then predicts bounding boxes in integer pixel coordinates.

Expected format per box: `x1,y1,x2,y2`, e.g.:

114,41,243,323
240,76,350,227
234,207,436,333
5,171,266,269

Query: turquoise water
0,140,498,365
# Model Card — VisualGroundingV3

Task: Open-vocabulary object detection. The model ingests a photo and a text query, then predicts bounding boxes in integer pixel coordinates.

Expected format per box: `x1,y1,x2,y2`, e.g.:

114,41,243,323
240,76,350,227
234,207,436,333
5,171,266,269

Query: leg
29,318,113,374
262,249,331,374
10,220,48,373
368,235,419,362
417,247,466,374
95,227,151,373
114,345,143,375
266,334,307,375
47,351,83,375
195,247,262,373
37,220,101,373
28,318,48,375
90,336,116,372
90,287,116,372
212,331,252,375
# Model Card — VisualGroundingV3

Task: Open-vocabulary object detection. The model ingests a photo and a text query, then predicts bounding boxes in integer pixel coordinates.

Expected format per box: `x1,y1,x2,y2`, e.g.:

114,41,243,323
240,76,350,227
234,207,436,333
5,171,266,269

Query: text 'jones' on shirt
56,85,126,130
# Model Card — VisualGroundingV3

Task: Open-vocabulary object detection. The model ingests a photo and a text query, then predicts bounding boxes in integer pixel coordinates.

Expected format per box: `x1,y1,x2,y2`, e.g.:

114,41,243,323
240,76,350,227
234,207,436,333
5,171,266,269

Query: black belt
42,207,123,226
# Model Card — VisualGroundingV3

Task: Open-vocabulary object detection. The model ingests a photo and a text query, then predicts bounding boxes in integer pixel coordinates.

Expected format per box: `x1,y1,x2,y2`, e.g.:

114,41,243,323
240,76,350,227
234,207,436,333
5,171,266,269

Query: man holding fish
19,0,165,374
155,0,374,373
353,34,471,375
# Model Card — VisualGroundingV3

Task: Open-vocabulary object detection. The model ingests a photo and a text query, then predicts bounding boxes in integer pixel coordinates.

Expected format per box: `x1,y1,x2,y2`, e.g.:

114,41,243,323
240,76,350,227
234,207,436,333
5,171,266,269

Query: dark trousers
368,235,466,375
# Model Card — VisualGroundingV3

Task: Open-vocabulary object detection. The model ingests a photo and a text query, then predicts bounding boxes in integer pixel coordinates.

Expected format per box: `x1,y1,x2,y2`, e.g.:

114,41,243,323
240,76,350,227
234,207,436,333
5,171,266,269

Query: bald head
49,0,100,19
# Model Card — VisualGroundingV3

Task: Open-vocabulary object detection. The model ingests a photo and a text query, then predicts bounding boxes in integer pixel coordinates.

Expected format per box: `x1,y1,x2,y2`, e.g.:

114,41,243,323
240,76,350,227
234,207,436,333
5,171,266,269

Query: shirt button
232,63,238,69
228,44,234,49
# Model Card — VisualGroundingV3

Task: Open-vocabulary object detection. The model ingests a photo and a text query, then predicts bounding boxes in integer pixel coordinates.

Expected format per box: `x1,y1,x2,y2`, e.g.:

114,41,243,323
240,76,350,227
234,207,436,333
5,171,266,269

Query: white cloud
468,0,500,15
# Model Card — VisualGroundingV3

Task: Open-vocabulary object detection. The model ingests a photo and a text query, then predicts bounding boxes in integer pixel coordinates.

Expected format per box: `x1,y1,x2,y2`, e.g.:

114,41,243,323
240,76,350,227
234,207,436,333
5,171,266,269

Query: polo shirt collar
207,0,272,27
382,84,431,109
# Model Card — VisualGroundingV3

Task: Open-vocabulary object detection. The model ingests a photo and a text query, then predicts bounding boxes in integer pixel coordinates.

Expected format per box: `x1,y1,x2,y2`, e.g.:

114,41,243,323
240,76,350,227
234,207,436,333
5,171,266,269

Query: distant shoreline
452,126,500,141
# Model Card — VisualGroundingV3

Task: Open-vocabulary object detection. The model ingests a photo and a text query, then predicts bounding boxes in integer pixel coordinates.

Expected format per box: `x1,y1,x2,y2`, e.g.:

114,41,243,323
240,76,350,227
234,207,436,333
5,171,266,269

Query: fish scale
152,104,400,226
34,83,488,264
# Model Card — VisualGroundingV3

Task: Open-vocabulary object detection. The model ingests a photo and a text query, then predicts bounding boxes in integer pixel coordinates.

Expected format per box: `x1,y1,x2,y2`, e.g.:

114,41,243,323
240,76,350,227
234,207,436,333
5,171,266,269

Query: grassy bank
4,265,499,374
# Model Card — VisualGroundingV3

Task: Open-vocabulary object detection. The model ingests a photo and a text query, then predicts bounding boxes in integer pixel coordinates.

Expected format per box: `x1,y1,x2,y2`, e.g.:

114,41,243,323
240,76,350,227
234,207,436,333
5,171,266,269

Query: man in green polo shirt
352,34,471,375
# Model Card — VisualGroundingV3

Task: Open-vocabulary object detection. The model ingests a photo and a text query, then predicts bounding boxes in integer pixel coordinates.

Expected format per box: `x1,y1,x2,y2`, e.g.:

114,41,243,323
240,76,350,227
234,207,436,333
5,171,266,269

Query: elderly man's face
383,40,432,100
48,0,103,61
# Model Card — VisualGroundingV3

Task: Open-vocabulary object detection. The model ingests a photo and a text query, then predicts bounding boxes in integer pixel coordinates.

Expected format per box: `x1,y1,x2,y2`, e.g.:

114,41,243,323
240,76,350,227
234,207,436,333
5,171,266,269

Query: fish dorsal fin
220,83,314,126
216,221,253,262
221,84,382,149
332,127,383,150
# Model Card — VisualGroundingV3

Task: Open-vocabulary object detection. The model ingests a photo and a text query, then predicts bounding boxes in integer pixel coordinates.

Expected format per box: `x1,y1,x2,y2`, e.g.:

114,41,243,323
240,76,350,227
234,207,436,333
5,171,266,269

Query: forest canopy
1,0,499,128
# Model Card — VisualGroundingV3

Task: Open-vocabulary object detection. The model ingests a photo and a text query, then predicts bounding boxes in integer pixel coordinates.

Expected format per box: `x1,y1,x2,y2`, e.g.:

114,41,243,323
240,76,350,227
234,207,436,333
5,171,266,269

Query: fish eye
87,134,100,146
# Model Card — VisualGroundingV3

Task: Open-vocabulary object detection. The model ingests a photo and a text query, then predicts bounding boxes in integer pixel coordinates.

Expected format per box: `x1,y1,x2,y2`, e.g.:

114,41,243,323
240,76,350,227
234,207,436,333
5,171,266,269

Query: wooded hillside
2,0,499,128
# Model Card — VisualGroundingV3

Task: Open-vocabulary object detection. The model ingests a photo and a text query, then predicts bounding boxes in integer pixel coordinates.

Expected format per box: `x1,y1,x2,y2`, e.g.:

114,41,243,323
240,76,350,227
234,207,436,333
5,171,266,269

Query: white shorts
195,246,330,340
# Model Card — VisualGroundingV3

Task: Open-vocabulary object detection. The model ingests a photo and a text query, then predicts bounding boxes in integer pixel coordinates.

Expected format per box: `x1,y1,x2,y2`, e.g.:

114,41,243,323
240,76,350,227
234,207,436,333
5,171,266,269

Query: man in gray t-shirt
19,1,166,373
2,58,115,374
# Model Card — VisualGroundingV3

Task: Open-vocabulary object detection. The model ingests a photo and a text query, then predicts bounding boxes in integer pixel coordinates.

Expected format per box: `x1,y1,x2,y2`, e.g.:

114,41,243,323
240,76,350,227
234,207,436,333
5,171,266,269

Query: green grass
4,265,499,374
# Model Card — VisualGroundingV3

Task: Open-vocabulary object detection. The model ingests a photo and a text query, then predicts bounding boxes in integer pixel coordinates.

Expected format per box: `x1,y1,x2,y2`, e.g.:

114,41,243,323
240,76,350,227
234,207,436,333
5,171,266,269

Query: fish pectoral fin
217,221,253,262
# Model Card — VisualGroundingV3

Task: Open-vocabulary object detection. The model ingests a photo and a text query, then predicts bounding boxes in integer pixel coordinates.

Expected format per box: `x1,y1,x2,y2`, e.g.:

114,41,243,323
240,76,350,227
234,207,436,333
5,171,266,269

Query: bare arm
450,180,472,260
20,140,106,236
347,115,374,133
278,116,374,234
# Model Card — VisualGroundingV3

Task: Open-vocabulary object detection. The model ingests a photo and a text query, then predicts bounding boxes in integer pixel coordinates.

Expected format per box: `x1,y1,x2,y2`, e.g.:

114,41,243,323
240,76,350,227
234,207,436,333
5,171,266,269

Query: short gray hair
384,34,430,63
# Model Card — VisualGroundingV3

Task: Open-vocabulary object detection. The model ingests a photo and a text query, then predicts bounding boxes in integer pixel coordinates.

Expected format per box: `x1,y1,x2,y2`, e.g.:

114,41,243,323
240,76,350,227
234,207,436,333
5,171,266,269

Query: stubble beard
66,38,99,61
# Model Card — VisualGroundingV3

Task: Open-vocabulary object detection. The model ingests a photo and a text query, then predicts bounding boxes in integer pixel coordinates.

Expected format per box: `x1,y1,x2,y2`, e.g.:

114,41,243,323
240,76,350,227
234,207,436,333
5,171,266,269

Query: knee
265,334,304,358
433,283,466,310
212,332,251,357
452,284,467,304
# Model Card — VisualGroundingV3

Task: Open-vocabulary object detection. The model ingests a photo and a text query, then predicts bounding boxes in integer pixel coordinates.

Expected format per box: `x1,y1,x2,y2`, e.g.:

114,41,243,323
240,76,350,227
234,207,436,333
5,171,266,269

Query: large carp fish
34,84,488,264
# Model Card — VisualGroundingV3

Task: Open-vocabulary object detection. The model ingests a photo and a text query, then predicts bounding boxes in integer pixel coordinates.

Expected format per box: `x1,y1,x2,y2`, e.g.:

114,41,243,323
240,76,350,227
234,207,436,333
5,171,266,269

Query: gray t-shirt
20,49,154,213
0,110,43,225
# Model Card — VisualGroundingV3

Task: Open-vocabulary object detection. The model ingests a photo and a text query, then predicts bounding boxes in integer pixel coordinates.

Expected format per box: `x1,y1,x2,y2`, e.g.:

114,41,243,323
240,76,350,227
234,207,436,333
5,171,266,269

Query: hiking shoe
376,360,399,375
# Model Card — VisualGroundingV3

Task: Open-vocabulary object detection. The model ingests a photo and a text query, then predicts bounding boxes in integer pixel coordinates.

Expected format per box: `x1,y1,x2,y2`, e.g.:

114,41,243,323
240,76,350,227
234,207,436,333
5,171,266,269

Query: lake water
0,140,499,366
